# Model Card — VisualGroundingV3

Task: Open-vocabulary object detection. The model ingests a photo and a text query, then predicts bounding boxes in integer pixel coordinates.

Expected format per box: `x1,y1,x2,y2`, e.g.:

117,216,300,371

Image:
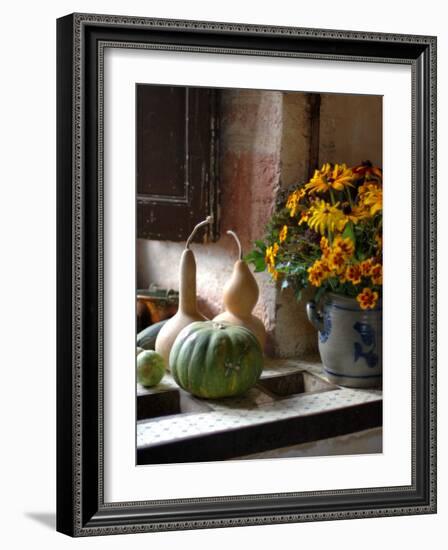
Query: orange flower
360,258,374,277
308,259,331,287
320,236,329,252
320,236,331,258
352,162,382,182
370,263,382,285
356,288,379,310
298,209,310,226
328,248,346,274
346,264,362,285
333,236,355,258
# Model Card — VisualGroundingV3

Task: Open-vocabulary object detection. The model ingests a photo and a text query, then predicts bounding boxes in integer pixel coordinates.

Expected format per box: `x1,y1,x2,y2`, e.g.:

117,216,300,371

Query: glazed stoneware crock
306,292,382,388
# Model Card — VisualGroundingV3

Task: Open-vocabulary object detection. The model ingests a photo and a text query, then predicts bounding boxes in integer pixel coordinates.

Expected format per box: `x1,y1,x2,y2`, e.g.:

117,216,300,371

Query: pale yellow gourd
155,217,211,365
213,230,266,350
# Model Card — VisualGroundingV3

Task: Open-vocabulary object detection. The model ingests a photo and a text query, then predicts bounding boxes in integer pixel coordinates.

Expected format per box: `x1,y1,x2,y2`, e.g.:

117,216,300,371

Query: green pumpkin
170,321,264,399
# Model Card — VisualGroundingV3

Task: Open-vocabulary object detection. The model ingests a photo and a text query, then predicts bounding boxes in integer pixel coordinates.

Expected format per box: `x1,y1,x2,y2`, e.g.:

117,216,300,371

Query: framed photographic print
56,13,437,536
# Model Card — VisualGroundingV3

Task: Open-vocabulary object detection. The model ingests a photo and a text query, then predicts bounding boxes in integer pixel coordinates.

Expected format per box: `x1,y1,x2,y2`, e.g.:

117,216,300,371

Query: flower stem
345,188,354,208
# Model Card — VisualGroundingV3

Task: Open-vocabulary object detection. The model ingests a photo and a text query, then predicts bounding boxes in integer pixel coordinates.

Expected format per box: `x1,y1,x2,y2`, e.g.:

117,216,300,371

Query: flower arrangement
246,161,383,310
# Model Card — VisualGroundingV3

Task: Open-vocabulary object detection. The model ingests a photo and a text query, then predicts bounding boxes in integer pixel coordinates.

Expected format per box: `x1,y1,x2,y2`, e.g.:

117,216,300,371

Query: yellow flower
363,186,383,216
307,259,331,287
358,181,380,196
266,242,280,281
279,225,288,243
305,163,355,194
370,263,382,285
286,188,306,217
346,263,362,285
265,248,273,266
267,263,279,281
265,242,279,267
360,258,374,277
342,203,371,224
356,288,379,310
333,236,355,258
307,200,348,235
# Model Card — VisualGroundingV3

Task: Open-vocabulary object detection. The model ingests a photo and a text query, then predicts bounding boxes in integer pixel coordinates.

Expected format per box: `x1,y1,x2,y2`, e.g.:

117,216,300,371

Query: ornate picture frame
56,13,436,536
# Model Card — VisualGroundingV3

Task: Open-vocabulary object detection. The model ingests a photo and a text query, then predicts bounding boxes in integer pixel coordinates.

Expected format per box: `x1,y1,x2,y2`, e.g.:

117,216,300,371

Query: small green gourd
137,319,167,350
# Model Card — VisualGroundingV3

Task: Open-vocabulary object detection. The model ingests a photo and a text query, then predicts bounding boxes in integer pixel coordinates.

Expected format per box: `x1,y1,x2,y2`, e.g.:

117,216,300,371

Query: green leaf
295,288,303,302
290,264,308,275
342,221,356,244
244,250,267,273
244,250,262,263
281,279,290,290
253,257,267,272
254,240,266,251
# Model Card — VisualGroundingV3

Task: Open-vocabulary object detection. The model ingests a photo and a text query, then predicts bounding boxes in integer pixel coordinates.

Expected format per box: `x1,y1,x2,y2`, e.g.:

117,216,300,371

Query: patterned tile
137,357,382,449
138,385,382,448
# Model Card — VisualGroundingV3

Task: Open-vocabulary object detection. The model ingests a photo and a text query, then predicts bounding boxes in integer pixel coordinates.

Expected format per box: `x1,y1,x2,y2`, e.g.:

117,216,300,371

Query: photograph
135,84,383,464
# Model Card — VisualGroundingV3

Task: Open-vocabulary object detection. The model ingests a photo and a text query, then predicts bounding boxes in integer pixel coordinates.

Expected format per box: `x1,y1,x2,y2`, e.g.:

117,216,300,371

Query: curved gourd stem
227,230,243,260
185,216,213,249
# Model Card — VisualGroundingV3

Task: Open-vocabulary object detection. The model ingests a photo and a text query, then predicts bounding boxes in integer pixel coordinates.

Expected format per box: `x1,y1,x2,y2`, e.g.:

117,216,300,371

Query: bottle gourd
213,230,266,350
155,216,212,365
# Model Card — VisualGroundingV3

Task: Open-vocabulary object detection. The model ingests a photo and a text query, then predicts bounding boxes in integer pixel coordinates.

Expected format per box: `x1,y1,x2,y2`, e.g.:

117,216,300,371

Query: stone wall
137,89,283,353
319,94,382,167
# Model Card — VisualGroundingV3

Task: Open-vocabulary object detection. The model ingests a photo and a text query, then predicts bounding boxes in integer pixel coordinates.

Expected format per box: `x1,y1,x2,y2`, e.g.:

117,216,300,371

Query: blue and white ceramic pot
306,292,382,388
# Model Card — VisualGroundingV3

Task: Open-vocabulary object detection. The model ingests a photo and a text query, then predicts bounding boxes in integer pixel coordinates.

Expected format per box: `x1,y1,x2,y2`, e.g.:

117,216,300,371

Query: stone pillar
272,93,320,358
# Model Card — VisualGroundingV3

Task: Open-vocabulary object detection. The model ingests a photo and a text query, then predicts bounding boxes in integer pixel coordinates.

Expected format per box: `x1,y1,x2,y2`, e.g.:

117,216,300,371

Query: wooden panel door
136,85,219,242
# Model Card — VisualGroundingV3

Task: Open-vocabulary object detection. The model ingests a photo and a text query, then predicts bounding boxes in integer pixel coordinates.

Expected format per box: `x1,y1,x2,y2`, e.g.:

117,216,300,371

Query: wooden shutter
136,85,219,242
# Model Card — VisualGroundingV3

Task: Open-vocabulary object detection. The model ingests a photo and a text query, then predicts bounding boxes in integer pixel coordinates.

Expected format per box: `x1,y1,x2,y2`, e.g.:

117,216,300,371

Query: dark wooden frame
57,13,437,537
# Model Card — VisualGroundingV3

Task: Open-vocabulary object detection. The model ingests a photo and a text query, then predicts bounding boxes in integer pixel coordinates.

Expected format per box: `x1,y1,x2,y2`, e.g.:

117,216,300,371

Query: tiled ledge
137,357,382,464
